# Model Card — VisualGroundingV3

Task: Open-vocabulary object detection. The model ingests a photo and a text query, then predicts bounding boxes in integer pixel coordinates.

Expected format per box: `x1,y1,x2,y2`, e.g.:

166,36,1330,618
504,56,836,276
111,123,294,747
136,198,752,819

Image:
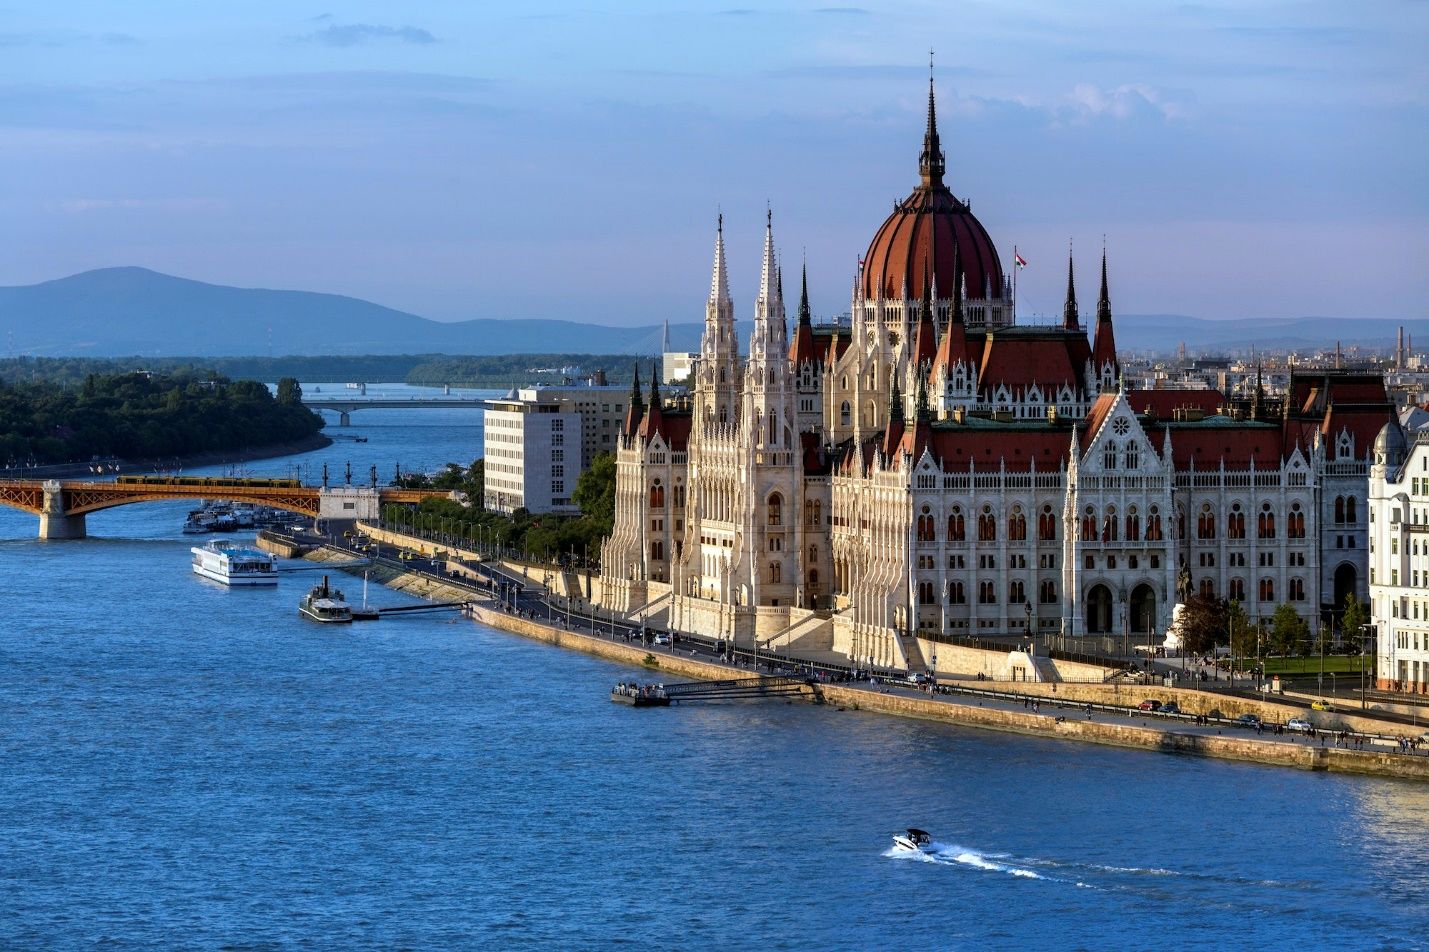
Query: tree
1268,603,1309,657
1178,593,1226,656
275,377,303,406
574,453,616,527
1227,600,1257,660
1341,593,1368,656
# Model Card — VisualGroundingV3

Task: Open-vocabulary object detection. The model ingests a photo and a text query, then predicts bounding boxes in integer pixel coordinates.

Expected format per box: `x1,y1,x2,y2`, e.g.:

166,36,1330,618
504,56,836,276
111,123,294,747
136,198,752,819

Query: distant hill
0,267,1416,357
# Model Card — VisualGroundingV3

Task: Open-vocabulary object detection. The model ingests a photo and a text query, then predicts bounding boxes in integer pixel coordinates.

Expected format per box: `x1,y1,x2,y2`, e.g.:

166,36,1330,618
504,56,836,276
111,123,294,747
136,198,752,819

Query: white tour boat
892,828,935,853
191,540,278,586
299,576,353,624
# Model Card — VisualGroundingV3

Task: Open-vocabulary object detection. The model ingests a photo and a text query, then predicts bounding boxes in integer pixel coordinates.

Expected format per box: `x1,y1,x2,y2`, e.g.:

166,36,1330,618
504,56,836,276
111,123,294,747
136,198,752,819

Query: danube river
2,390,1427,950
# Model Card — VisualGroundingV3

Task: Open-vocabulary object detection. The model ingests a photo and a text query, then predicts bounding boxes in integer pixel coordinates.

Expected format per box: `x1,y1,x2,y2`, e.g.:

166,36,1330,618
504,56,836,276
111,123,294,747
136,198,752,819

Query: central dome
862,84,1005,303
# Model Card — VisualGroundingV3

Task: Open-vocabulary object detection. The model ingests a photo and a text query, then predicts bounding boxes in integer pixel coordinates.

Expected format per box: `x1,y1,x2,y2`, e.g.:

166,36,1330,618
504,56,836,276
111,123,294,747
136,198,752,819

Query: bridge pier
338,411,351,426
39,479,86,539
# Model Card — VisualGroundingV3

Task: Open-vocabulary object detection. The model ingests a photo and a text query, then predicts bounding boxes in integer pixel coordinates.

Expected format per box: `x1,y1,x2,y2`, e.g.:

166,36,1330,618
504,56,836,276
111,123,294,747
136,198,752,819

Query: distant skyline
0,1,1424,327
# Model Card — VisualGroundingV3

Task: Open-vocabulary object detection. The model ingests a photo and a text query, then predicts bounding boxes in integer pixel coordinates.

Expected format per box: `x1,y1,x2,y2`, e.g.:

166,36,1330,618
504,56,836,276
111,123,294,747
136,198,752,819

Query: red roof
977,330,1091,400
1149,424,1285,469
640,410,691,452
1126,389,1226,418
862,185,1003,302
925,427,1072,472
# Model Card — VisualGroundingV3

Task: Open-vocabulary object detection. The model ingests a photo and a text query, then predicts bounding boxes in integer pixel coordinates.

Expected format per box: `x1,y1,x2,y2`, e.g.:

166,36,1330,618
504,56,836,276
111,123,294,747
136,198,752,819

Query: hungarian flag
1014,252,1028,269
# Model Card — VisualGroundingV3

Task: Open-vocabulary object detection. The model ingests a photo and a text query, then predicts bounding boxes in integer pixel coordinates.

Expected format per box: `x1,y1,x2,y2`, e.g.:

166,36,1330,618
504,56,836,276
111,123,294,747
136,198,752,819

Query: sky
0,0,1424,327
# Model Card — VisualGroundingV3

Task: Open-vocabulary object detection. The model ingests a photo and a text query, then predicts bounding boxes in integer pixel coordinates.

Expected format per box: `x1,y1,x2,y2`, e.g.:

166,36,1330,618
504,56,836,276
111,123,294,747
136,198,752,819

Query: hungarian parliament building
600,79,1394,670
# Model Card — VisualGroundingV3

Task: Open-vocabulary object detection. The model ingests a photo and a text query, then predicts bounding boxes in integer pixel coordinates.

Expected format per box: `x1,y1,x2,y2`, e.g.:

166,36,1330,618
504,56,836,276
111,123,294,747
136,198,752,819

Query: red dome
861,84,1004,302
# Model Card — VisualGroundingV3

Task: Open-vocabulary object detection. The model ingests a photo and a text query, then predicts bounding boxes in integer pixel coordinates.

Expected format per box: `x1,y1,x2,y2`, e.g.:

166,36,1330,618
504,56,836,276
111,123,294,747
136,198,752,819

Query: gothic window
917,505,936,542
767,493,783,526
1227,504,1246,540
1335,496,1345,523
1039,580,1057,604
1346,496,1358,523
1289,577,1306,601
1126,506,1140,541
1258,502,1276,539
808,545,818,565
1082,506,1097,542
1008,507,1027,541
650,540,664,561
768,410,778,445
1177,507,1187,539
1288,502,1304,538
770,562,782,584
1103,441,1118,470
1112,417,1131,436
978,580,997,604
673,484,685,508
948,508,966,542
948,580,966,604
809,569,819,587
1039,505,1057,541
1103,505,1119,543
1259,577,1275,602
1200,578,1215,598
719,404,728,423
649,480,665,510
1229,577,1245,602
769,537,782,552
1146,506,1163,541
813,500,822,525
1009,580,1026,604
978,507,997,542
1124,442,1140,470
840,401,851,426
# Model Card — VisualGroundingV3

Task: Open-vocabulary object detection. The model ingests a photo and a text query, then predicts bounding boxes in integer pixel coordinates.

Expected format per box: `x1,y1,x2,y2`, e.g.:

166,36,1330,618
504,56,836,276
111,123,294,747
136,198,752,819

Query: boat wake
884,842,1059,882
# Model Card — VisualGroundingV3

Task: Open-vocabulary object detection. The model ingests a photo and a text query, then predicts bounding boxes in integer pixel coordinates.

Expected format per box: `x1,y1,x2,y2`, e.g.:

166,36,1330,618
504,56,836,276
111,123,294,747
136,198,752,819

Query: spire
650,360,662,408
709,213,731,306
1062,246,1079,330
623,363,645,437
638,361,664,439
915,374,931,422
912,260,937,368
798,259,811,326
1096,244,1112,324
630,362,643,409
758,205,776,305
889,380,904,424
1090,245,1118,374
950,243,964,325
918,51,945,188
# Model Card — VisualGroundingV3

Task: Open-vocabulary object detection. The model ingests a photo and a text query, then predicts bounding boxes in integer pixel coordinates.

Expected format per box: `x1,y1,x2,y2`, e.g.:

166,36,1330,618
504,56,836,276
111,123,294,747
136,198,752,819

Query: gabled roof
977,328,1091,399
1127,389,1226,418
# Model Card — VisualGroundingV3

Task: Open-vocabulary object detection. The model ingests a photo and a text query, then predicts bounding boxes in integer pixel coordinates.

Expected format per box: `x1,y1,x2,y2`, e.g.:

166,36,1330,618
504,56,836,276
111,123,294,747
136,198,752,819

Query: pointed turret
709,213,730,307
623,363,645,436
639,361,664,438
918,59,945,188
1062,250,1079,330
882,380,906,459
889,380,904,424
911,262,938,369
751,206,787,361
931,245,970,379
1090,247,1119,376
789,259,818,364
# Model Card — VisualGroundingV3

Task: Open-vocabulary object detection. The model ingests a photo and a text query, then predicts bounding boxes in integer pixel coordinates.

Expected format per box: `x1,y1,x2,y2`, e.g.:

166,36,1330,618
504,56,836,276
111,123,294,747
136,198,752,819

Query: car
1311,700,1336,712
1286,717,1313,732
1138,699,1163,712
652,632,671,646
1235,713,1263,728
906,672,931,686
1160,702,1182,716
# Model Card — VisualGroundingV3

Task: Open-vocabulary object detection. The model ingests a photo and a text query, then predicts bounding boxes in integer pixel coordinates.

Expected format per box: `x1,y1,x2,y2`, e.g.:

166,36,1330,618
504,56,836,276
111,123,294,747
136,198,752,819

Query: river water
2,388,1427,951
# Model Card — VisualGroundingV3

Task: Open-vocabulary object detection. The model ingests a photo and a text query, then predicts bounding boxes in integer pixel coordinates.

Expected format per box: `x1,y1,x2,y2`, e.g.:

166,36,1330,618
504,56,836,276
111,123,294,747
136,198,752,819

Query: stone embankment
301,543,1429,781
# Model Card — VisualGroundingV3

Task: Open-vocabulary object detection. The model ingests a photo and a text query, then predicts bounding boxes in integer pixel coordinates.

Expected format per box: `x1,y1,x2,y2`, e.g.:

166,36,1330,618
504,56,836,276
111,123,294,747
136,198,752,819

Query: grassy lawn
1235,655,1371,676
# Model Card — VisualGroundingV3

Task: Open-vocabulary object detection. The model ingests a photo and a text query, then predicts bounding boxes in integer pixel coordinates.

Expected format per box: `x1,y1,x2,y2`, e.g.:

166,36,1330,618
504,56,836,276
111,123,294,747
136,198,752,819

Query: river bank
302,539,1429,782
0,432,333,481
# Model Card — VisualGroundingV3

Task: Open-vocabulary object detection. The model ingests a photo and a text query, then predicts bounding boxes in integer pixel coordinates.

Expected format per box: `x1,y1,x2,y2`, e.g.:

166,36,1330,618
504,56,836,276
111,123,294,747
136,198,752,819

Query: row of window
1189,577,1306,601
918,579,1059,605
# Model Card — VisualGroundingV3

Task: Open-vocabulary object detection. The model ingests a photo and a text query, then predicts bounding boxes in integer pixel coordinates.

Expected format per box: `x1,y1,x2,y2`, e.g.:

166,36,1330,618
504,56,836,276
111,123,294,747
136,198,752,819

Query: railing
917,629,1132,670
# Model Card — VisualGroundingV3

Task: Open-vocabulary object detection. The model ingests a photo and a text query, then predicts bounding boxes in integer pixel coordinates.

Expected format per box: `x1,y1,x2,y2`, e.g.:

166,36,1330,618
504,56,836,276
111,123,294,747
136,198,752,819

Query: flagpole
1012,244,1018,322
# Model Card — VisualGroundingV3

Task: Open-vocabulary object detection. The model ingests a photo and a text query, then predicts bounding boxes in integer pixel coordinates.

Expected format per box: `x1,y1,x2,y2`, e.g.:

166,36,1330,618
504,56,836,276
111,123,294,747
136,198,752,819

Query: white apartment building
1367,422,1429,693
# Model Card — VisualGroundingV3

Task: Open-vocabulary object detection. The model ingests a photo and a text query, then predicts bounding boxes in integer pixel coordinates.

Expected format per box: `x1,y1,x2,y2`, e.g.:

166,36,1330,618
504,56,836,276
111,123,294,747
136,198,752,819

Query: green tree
1227,600,1257,660
574,452,616,527
1268,603,1309,657
1178,593,1226,656
275,377,303,406
1341,593,1368,655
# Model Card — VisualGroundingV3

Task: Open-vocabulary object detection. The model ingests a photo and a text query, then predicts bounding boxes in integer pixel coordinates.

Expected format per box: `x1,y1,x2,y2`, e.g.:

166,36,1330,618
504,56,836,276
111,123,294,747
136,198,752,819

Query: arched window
1334,496,1345,523
1103,505,1119,543
1229,577,1245,602
840,401,851,426
649,480,665,510
1197,504,1215,539
809,569,819,586
1288,502,1305,538
947,508,966,542
1200,577,1215,598
1346,496,1358,523
650,540,664,561
1125,443,1140,469
1104,441,1118,470
1008,507,1027,541
918,580,935,605
1289,577,1306,601
1126,506,1140,542
917,505,935,542
770,561,782,584
673,484,685,508
1146,506,1163,541
1258,502,1276,539
812,500,822,526
1039,505,1057,541
978,507,997,542
1082,506,1098,542
1227,503,1245,540
948,580,966,604
1259,577,1275,602
978,580,997,604
1039,580,1057,603
768,410,778,446
767,493,782,527
1009,580,1026,604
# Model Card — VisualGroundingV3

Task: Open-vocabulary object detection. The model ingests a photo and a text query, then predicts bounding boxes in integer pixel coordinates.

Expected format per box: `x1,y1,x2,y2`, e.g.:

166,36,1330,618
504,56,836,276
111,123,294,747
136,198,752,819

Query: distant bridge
0,478,448,539
301,395,488,426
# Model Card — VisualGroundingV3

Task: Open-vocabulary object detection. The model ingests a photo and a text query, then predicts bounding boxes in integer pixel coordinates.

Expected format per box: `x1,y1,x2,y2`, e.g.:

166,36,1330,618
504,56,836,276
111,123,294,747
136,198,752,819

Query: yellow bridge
0,477,448,539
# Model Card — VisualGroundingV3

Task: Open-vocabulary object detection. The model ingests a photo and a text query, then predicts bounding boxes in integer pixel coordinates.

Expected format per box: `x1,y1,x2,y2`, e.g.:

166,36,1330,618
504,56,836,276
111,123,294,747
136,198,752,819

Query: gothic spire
915,375,931,422
1096,245,1112,325
709,213,731,306
798,259,811,326
1062,246,1079,330
758,206,776,307
889,380,904,424
1090,245,1119,376
950,243,964,325
918,53,945,188
630,362,643,409
649,360,661,407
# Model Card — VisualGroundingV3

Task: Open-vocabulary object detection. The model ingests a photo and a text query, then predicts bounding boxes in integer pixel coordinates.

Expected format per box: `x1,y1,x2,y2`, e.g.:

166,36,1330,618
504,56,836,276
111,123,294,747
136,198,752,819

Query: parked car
1286,717,1313,732
1138,699,1162,711
652,632,670,646
1235,713,1263,728
906,672,931,686
1159,702,1181,715
1311,700,1336,712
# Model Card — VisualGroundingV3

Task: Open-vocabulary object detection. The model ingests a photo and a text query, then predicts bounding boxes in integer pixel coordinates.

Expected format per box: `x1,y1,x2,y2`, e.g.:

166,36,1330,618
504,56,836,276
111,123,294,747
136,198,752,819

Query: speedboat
892,828,934,853
298,576,353,623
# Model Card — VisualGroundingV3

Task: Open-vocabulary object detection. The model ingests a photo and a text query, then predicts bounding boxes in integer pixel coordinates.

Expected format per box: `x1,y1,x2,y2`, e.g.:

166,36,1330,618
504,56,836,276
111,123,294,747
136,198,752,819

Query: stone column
39,480,86,539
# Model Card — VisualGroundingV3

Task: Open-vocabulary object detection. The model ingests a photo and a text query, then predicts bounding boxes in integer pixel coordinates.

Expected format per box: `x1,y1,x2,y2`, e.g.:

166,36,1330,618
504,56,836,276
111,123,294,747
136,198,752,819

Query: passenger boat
892,828,934,853
299,576,353,624
191,540,278,586
610,682,671,707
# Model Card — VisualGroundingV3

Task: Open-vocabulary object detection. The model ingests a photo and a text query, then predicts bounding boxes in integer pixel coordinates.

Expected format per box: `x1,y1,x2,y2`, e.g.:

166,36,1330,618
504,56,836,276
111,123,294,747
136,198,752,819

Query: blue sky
0,1,1423,326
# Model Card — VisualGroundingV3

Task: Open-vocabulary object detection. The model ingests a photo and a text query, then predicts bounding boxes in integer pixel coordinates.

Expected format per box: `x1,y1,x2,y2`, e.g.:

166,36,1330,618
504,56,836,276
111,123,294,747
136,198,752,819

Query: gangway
660,676,813,702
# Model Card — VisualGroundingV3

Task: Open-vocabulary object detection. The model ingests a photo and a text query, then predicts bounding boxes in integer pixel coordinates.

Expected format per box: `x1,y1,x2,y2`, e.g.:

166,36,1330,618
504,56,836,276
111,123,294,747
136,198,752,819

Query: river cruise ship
191,540,278,586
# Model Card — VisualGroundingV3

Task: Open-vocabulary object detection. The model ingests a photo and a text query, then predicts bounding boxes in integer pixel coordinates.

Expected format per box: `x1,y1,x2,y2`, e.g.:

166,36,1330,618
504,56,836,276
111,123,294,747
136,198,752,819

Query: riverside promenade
291,530,1429,782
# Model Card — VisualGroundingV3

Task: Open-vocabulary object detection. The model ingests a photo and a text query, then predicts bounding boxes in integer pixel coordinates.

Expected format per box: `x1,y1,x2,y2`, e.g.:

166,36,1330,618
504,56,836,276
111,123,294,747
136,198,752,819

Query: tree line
1176,592,1369,661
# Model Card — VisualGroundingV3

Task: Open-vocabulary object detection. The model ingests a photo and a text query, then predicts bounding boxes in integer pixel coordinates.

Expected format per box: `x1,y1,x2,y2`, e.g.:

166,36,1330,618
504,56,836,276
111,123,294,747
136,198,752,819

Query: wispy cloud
305,22,437,47
1062,83,1189,122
